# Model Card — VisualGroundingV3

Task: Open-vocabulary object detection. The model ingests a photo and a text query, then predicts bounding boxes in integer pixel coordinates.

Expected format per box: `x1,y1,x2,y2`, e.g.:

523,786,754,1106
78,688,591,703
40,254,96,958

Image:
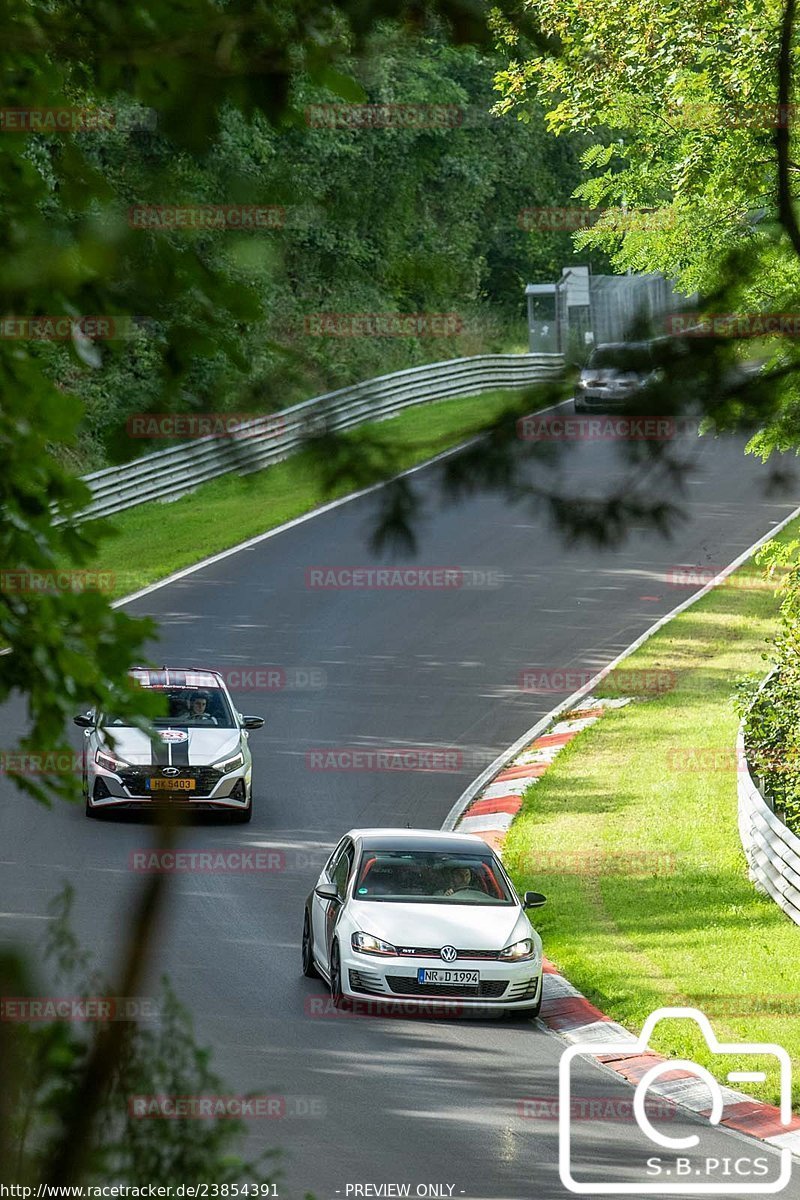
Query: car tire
330,941,346,1009
573,398,588,414
84,782,100,819
302,910,320,979
229,800,252,824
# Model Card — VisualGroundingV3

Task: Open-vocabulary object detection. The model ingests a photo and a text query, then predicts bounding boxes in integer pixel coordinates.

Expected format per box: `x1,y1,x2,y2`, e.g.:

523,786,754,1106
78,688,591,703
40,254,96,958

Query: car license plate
147,777,195,791
416,969,479,987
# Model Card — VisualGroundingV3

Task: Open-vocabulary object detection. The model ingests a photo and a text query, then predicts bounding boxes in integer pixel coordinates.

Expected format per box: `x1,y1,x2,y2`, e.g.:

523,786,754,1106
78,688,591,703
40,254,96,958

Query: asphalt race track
3,424,800,1198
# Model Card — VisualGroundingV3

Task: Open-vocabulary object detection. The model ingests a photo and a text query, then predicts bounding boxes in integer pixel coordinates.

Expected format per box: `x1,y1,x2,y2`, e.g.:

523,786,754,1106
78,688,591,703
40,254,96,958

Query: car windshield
587,344,652,371
353,850,514,904
102,687,236,729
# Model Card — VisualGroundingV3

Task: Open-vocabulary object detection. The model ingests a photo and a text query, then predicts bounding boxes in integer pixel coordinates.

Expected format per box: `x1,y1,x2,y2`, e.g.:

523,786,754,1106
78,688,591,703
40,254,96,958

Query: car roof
346,828,494,854
129,667,224,689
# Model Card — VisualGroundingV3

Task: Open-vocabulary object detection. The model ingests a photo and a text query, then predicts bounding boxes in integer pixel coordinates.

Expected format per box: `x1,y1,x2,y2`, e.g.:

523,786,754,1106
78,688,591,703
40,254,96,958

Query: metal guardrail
77,352,564,521
737,671,800,925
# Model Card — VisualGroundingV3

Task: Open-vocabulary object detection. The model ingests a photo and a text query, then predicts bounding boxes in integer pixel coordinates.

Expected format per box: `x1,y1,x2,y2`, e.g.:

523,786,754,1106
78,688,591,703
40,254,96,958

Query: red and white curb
541,961,800,1152
454,696,630,853
448,694,800,1156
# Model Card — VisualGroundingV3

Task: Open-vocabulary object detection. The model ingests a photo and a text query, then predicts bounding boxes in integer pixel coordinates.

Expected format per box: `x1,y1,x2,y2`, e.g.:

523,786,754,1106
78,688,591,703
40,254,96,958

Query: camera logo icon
558,1006,793,1194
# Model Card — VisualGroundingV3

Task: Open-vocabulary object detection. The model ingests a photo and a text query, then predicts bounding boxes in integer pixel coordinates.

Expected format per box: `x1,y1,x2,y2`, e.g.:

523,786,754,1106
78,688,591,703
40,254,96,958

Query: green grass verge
75,387,556,601
504,533,800,1109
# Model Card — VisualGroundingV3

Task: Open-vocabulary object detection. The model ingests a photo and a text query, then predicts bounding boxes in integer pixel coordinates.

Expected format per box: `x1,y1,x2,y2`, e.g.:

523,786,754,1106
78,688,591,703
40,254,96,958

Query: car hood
99,726,241,767
350,901,525,951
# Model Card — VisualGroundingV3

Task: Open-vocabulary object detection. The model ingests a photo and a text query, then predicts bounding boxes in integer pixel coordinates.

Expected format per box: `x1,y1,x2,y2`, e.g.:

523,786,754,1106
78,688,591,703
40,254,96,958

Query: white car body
302,828,546,1015
75,667,264,822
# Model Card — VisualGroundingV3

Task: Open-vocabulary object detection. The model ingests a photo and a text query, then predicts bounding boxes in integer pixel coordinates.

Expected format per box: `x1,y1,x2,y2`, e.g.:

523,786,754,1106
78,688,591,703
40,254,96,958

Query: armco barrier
77,353,563,521
737,672,800,925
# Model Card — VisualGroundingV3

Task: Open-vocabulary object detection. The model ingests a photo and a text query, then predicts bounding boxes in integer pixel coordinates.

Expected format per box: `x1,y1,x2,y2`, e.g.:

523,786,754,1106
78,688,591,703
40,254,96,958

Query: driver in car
442,866,473,896
182,692,216,723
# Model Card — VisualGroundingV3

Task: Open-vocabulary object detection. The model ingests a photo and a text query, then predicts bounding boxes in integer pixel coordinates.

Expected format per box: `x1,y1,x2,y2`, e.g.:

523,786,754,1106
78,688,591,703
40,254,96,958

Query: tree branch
777,0,800,256
42,815,179,1184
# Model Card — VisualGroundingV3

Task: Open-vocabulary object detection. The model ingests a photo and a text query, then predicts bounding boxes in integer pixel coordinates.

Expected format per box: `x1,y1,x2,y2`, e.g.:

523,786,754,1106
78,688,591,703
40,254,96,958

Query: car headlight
215,751,245,774
351,932,398,957
499,938,536,961
95,749,126,773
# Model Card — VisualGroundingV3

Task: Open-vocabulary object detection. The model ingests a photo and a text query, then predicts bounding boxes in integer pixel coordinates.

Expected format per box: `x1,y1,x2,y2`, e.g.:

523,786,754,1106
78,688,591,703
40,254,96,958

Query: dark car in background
574,341,662,413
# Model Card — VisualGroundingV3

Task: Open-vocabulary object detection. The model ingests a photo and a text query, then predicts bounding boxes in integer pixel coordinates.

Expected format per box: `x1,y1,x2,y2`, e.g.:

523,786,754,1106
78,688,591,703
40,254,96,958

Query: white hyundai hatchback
302,828,546,1015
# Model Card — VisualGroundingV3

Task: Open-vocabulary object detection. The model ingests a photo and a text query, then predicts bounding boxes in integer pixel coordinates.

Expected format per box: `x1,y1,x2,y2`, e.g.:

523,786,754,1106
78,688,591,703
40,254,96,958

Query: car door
312,838,353,974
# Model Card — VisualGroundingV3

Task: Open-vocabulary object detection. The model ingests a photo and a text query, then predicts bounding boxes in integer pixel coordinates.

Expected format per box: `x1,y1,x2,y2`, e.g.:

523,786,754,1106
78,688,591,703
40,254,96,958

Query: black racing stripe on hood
152,736,170,766
170,735,190,766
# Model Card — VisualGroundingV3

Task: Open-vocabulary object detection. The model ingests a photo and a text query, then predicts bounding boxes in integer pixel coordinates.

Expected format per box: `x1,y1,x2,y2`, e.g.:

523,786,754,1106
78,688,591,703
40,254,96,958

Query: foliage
736,538,800,833
3,887,276,1185
36,21,593,471
491,0,800,461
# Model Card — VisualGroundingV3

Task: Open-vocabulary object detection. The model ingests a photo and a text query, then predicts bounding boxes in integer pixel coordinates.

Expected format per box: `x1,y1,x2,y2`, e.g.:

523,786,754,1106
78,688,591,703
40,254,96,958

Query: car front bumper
575,386,639,410
86,762,252,811
340,949,543,1013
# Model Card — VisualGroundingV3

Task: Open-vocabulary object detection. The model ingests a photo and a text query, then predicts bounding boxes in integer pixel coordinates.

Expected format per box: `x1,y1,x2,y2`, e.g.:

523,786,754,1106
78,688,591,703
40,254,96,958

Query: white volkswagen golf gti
302,828,546,1015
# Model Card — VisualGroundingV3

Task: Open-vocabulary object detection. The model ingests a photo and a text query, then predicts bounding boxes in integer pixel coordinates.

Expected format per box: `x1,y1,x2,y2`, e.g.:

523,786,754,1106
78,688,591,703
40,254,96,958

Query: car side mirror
523,890,547,909
242,715,265,730
314,882,339,902
73,713,94,728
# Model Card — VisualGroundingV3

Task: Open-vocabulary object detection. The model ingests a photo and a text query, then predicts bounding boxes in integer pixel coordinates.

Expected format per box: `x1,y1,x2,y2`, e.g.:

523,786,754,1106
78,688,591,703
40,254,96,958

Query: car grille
385,976,508,998
118,767,223,798
395,947,501,961
348,970,385,995
505,977,540,1002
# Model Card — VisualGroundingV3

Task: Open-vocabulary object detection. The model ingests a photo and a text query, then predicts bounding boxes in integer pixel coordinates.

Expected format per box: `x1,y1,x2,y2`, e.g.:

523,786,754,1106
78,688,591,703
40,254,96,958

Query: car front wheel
302,911,319,979
330,941,346,1008
229,800,252,824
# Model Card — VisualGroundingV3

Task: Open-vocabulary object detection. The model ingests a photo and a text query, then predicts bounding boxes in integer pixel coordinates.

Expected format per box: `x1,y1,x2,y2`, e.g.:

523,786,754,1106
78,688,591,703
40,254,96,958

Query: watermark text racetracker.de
305,103,463,129
666,312,800,337
0,106,156,132
304,995,464,1019
1,997,159,1022
129,849,286,873
0,751,82,776
125,413,286,439
129,1094,324,1119
517,415,679,442
130,845,329,874
516,849,677,877
303,312,462,337
517,206,675,232
518,667,676,694
519,1095,677,1121
306,747,462,773
209,666,327,691
0,570,115,594
667,564,781,591
305,567,502,590
666,746,800,773
0,316,139,341
128,205,285,230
